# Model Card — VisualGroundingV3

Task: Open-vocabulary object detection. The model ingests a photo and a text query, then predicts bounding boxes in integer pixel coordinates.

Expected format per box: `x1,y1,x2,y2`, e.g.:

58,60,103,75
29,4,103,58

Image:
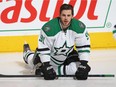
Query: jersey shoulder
70,18,86,34
42,18,61,36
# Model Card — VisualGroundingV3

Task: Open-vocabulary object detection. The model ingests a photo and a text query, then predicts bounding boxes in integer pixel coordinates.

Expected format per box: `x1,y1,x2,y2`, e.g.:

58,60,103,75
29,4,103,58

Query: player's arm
75,29,90,62
75,27,91,80
37,30,56,80
37,30,51,63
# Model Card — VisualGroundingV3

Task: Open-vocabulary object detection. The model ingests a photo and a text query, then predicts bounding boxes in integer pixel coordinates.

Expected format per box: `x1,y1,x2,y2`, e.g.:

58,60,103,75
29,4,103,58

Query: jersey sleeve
37,29,51,63
75,29,91,62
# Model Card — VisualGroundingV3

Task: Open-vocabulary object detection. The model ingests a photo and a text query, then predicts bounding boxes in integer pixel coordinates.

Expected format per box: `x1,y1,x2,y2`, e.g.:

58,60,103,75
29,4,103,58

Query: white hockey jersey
37,18,90,66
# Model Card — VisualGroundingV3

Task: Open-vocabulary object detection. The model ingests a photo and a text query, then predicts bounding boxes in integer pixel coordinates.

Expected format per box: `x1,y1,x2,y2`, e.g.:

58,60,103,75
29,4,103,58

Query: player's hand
75,61,91,80
41,62,56,80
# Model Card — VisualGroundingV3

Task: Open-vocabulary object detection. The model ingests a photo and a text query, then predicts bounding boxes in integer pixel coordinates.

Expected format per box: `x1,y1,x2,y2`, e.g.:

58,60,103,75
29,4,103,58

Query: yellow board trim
0,32,116,52
0,35,38,52
90,32,116,49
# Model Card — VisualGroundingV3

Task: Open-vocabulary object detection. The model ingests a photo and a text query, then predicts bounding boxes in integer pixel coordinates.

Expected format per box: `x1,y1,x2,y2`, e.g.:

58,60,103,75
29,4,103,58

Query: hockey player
23,4,91,80
113,25,116,39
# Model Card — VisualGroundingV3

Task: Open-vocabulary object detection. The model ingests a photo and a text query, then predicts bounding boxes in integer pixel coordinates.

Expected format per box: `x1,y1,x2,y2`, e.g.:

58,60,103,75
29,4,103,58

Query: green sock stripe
24,52,32,59
58,65,62,75
78,50,90,53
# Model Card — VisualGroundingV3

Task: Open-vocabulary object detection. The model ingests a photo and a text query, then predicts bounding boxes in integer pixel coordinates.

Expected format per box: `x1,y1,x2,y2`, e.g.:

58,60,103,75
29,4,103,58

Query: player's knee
66,62,77,74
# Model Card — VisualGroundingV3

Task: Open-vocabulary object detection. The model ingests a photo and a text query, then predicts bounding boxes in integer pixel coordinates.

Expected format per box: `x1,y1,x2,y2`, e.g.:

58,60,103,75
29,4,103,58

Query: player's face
60,10,73,26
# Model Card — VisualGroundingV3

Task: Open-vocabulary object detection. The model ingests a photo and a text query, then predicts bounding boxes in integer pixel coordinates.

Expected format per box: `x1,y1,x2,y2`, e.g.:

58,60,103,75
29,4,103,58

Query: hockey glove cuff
41,62,56,80
75,61,91,80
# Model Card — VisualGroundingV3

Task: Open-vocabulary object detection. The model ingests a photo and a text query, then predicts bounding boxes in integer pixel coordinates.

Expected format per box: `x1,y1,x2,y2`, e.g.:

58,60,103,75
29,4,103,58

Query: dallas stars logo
54,42,73,56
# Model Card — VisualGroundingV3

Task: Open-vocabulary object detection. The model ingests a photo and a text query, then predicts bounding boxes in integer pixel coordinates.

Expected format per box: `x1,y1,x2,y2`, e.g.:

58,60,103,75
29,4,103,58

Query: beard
62,20,70,27
60,20,71,30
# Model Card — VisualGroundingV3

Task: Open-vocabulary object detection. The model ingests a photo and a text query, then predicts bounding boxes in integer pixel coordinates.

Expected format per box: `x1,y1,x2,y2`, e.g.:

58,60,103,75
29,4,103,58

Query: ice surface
0,49,116,87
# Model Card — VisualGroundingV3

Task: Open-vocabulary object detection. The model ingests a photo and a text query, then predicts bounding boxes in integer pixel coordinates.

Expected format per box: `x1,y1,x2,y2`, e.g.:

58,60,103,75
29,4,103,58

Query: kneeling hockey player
23,4,91,80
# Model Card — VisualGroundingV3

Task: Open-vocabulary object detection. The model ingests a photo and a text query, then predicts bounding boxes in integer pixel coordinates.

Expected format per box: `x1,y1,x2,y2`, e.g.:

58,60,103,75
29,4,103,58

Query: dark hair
60,4,74,15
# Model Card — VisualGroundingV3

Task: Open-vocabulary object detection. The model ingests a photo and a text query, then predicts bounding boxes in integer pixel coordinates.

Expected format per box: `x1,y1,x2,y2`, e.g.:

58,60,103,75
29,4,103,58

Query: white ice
0,49,116,87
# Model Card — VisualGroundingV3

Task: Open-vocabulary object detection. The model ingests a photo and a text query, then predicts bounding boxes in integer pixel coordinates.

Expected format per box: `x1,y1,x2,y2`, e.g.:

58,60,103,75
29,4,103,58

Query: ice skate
23,43,33,64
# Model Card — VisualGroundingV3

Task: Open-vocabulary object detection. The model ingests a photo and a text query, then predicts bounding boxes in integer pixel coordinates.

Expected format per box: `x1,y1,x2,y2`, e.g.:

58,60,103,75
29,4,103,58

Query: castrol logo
0,0,112,30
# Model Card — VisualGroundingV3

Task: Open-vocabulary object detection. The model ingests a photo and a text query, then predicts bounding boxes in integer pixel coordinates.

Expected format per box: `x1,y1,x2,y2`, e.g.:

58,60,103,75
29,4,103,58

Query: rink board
0,32,116,52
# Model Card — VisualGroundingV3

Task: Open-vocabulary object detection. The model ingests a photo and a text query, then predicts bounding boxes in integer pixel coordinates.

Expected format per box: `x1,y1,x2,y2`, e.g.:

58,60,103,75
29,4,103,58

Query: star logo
54,42,73,56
